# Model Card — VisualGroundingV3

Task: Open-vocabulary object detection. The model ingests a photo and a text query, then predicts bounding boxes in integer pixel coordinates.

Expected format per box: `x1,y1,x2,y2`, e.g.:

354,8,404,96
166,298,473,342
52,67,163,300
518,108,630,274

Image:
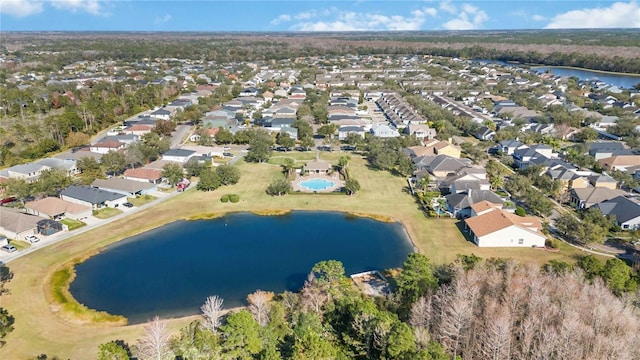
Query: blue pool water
300,178,336,191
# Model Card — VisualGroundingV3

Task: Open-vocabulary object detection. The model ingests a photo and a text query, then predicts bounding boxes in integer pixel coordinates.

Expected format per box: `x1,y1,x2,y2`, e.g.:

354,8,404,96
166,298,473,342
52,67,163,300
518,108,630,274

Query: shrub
229,194,240,203
220,194,230,202
515,206,526,216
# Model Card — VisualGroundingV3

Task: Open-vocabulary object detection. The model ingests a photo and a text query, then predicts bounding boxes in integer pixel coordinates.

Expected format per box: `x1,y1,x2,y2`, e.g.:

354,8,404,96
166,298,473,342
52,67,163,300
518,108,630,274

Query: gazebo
304,152,331,174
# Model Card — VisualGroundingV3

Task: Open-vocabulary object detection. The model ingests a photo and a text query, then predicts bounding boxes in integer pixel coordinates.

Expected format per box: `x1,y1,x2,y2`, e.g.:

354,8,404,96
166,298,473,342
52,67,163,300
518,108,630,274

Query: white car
25,235,40,243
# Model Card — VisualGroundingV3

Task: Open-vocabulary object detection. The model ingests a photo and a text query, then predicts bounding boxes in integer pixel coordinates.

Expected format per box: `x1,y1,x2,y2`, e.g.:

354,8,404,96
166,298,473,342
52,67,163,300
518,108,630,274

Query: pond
531,67,640,89
70,211,414,324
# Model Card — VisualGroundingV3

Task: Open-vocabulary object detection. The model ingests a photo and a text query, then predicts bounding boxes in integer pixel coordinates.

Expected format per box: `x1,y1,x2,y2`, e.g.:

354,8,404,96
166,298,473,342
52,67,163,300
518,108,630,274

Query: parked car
1,244,17,253
123,202,134,208
25,235,40,243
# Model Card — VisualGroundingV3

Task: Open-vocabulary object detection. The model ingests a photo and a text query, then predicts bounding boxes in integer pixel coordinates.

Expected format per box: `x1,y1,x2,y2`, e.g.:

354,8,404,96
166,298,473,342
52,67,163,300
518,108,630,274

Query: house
464,208,546,247
469,200,503,217
497,139,526,155
424,139,462,158
593,196,640,230
588,174,618,189
338,126,366,141
304,158,331,174
370,124,400,138
150,108,172,120
161,149,196,163
90,141,126,154
569,187,626,209
413,155,473,178
445,189,505,218
92,178,157,197
598,155,640,172
474,126,495,141
123,167,163,184
405,123,437,142
441,168,490,194
0,206,43,240
36,158,79,177
122,124,154,136
60,185,128,209
0,162,51,183
24,197,92,221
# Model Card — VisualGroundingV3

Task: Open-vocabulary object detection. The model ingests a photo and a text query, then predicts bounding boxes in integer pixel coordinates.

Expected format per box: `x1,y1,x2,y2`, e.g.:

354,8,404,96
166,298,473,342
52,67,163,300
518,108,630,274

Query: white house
464,208,546,247
370,123,400,138
90,141,126,154
161,149,197,163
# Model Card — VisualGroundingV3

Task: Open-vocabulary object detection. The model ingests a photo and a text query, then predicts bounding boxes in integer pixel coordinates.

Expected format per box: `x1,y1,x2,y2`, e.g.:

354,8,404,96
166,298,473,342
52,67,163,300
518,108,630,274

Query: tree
577,255,604,280
266,177,291,196
201,295,224,334
184,157,208,177
310,260,345,287
220,310,262,359
34,169,72,196
65,132,90,148
97,340,131,360
154,119,176,137
0,265,14,348
317,124,337,138
135,316,173,360
299,136,315,151
161,162,184,186
396,253,438,307
125,142,146,169
196,168,221,191
245,136,273,163
344,178,361,196
247,290,274,327
215,164,241,185
275,132,295,150
215,128,234,144
76,156,104,184
171,320,219,360
396,152,415,177
601,258,637,295
574,127,599,142
101,150,126,176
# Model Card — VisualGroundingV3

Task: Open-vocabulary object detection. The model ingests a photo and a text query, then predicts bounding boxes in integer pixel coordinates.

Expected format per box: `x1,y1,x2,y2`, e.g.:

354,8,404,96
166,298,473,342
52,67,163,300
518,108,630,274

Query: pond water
70,211,414,324
531,67,640,89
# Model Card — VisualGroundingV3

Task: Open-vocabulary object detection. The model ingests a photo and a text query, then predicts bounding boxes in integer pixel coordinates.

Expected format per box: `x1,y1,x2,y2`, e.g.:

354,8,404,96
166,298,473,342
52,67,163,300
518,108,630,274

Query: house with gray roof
413,155,473,178
569,187,626,209
60,185,128,209
161,149,196,163
36,158,79,177
445,189,505,218
91,178,157,197
593,196,640,230
0,162,51,183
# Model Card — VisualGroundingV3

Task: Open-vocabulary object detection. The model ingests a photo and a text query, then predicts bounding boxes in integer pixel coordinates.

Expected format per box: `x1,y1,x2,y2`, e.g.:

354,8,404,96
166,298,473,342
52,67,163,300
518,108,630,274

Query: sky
0,0,639,31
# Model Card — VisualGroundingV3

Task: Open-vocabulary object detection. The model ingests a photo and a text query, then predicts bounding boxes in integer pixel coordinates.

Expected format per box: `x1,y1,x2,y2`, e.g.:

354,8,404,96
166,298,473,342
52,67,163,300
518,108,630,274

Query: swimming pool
299,178,336,191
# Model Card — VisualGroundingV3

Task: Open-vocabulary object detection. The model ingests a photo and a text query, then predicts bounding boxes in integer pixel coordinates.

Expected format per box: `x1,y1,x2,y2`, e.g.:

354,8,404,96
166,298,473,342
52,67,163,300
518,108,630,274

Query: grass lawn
92,207,123,219
9,240,30,251
0,154,590,359
60,218,86,231
128,194,157,206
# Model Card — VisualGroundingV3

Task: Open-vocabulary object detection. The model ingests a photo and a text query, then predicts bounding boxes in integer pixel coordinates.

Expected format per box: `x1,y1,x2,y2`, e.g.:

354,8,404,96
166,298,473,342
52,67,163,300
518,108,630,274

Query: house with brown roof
24,197,92,221
90,140,125,154
597,155,640,172
0,206,42,240
464,208,546,247
123,167,163,184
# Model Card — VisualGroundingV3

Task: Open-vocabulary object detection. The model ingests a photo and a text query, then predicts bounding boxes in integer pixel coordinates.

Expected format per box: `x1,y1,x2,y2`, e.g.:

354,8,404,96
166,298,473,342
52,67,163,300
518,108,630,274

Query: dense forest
2,30,640,73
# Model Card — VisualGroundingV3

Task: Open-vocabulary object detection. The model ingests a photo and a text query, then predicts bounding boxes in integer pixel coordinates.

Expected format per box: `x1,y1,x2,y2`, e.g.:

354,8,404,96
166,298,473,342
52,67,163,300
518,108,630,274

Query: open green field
0,154,591,359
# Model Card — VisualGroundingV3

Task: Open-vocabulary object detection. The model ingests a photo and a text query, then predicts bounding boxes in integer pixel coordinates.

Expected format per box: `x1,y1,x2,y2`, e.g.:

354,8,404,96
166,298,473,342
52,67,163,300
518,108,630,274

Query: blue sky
1,1,639,31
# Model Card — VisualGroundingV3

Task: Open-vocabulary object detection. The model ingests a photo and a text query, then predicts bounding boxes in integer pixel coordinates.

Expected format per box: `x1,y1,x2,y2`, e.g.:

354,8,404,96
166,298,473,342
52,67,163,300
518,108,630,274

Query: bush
515,206,526,216
229,194,240,203
220,194,230,202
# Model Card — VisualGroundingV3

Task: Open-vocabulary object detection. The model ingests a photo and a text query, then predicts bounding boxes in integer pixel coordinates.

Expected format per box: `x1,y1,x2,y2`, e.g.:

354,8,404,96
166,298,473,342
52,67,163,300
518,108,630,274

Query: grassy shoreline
1,156,591,359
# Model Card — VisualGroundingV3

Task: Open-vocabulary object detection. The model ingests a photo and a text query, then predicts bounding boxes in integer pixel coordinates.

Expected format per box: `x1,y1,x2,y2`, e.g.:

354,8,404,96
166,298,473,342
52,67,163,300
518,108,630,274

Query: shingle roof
61,185,126,205
594,196,640,224
25,197,91,217
0,207,41,234
91,178,156,194
465,209,542,238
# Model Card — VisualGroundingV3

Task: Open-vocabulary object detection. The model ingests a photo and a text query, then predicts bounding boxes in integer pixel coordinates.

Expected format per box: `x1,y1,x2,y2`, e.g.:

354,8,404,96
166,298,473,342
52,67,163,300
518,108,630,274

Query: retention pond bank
70,211,413,324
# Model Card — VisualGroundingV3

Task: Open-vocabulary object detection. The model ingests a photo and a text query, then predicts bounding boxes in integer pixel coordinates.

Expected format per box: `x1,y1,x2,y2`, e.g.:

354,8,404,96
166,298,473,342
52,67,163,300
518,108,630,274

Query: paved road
0,184,196,265
172,124,193,148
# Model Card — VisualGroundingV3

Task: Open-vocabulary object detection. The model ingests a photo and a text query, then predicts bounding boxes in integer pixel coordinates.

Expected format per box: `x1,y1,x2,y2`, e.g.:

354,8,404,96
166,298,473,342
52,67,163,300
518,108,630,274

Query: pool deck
292,173,345,193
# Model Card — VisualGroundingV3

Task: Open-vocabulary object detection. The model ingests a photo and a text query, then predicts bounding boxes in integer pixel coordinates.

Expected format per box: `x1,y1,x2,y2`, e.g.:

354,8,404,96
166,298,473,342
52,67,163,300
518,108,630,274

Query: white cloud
442,2,489,30
439,0,457,14
294,10,429,31
532,14,546,22
154,14,171,25
0,0,43,17
50,0,107,16
270,14,292,25
545,1,640,29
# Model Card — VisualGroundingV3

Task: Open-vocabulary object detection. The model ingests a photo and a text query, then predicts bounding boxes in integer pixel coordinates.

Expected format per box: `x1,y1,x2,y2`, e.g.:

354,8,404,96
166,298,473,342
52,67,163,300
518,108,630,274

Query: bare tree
247,290,274,327
201,295,224,334
135,316,173,360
